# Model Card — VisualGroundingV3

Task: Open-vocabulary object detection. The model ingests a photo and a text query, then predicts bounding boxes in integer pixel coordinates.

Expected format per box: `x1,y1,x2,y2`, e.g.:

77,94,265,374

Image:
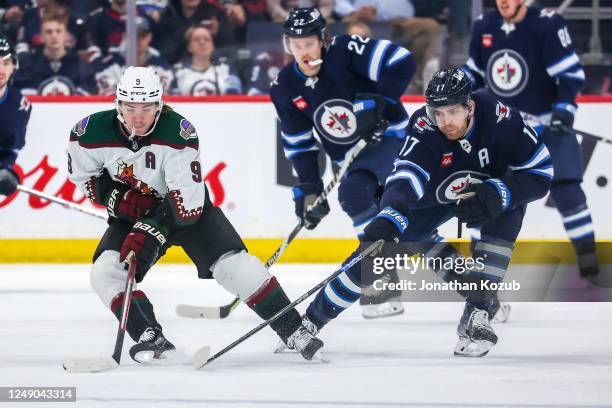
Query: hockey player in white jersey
67,66,324,363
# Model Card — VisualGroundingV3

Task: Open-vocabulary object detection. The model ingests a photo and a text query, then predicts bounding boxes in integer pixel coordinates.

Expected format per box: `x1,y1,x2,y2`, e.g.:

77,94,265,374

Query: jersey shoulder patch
70,110,116,143
152,110,199,148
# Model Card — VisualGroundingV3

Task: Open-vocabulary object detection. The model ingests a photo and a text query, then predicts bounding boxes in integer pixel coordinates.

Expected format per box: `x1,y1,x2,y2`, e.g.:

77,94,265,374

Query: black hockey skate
129,326,176,364
276,316,324,361
454,304,498,357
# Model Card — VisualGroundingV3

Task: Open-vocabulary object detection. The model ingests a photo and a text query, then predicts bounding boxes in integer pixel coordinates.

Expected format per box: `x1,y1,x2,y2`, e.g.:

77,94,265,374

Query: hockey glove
353,93,389,145
105,184,159,223
363,207,408,243
546,108,574,138
0,168,19,196
120,219,167,282
292,181,330,230
454,181,508,228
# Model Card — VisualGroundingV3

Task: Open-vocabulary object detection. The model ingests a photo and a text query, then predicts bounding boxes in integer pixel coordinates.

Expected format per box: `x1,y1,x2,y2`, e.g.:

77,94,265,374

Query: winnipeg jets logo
414,115,434,133
435,171,490,204
313,99,358,145
486,49,529,98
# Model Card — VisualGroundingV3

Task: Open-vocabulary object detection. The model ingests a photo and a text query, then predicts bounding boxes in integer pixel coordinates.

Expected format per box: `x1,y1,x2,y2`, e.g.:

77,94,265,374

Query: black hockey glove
0,167,19,196
292,181,330,230
120,219,167,282
546,108,574,138
353,93,389,145
454,180,508,228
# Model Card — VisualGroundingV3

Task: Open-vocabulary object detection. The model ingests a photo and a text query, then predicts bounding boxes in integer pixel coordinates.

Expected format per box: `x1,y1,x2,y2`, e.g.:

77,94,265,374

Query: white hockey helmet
115,66,163,136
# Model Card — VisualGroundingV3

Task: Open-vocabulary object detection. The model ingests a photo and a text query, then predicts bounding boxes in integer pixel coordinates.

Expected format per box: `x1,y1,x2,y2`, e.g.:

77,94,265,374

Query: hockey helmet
0,35,18,68
425,68,472,108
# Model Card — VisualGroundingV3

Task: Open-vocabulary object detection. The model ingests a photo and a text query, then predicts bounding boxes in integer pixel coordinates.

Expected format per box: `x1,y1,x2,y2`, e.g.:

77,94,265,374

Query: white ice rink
2,263,612,408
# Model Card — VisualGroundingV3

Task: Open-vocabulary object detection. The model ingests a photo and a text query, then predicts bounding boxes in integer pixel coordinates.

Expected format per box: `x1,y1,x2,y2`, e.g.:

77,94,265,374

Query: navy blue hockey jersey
15,48,96,95
270,34,415,183
380,91,552,215
0,86,31,170
463,7,585,117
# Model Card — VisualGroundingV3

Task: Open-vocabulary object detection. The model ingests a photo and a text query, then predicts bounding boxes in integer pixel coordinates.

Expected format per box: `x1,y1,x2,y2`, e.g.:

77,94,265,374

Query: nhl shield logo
179,119,197,140
435,171,490,204
313,99,359,145
486,49,529,98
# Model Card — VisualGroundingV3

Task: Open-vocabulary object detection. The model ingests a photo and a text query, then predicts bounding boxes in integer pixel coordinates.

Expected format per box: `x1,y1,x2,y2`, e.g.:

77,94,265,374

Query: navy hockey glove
454,180,509,228
120,219,167,282
0,167,19,196
363,207,408,243
546,108,574,137
105,184,160,222
292,181,330,230
353,93,389,145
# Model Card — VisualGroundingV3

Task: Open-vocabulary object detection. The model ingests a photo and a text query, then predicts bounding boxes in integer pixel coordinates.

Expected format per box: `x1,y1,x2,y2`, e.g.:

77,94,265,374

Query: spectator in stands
86,0,157,56
238,0,269,22
172,24,241,95
156,0,236,64
16,0,92,58
345,21,372,38
267,0,333,22
93,16,173,95
334,0,439,92
0,1,27,43
244,48,286,95
15,12,95,95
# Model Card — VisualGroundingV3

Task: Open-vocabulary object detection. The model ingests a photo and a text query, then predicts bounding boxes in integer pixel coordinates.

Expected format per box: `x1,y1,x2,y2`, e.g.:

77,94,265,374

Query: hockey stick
520,111,612,147
176,140,369,320
63,256,137,373
17,185,107,220
192,239,384,369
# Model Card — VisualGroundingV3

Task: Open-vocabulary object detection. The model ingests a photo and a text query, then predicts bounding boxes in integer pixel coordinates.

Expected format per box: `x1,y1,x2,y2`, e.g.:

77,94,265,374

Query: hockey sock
463,238,514,311
306,248,366,329
110,290,160,342
550,181,597,274
246,276,302,340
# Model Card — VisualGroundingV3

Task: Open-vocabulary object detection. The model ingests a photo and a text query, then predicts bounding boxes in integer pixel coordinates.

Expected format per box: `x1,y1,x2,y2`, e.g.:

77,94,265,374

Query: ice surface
1,263,611,408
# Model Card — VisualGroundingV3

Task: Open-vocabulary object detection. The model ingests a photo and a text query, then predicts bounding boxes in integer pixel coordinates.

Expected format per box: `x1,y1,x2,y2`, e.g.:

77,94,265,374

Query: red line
23,94,612,103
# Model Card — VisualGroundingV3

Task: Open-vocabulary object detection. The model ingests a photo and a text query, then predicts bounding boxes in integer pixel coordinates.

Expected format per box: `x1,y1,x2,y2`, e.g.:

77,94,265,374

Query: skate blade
361,303,405,320
311,350,329,363
273,342,295,354
492,303,511,323
133,349,176,365
454,339,493,357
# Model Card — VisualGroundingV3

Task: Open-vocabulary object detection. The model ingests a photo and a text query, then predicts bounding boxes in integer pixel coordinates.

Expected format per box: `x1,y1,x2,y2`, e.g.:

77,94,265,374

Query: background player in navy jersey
270,7,416,320
462,0,597,280
0,35,31,197
299,68,553,357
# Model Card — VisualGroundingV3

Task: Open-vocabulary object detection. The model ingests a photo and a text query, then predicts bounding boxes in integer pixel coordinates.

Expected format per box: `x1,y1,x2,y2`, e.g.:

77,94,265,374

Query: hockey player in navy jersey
462,0,597,280
270,7,416,319
300,68,553,357
0,36,31,197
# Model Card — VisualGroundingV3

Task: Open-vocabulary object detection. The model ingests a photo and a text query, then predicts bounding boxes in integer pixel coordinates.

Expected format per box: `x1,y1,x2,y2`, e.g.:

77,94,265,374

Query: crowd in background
0,0,609,96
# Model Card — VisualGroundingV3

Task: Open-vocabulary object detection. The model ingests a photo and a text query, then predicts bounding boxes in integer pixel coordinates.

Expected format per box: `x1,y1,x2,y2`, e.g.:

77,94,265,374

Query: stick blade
176,304,221,319
193,346,211,370
63,357,119,373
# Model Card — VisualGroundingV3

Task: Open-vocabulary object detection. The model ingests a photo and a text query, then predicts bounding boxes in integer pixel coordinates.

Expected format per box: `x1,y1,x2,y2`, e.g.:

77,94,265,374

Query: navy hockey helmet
0,36,17,67
283,7,326,38
425,68,472,108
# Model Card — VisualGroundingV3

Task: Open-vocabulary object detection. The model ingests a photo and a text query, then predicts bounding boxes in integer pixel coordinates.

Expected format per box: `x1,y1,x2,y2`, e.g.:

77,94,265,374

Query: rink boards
0,95,611,262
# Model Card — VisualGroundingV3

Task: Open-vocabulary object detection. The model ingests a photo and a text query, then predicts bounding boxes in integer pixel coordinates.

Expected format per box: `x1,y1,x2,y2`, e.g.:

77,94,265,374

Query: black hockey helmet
283,7,326,38
425,68,472,108
0,35,17,66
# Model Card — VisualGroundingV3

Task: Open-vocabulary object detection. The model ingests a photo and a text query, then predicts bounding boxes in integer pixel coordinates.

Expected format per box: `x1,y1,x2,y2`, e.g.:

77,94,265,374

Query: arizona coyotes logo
72,116,90,137
495,101,511,123
179,119,197,140
414,115,434,133
116,161,157,195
